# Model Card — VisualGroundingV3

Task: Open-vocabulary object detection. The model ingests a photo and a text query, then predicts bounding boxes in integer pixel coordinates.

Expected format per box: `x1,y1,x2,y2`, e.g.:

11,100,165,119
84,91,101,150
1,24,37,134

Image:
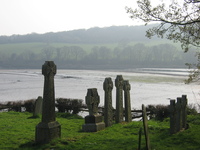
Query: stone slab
85,115,103,124
82,122,105,132
35,121,61,144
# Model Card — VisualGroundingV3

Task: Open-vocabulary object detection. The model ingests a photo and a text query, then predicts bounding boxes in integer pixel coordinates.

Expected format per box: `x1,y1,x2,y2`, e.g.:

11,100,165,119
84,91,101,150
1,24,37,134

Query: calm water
0,69,199,109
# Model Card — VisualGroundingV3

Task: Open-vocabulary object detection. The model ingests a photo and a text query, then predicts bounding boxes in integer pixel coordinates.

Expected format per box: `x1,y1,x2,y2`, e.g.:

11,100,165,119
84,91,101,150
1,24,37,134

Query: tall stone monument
103,77,113,127
82,88,105,132
35,61,61,144
115,75,124,123
176,97,182,132
181,95,187,129
169,99,176,134
123,80,132,122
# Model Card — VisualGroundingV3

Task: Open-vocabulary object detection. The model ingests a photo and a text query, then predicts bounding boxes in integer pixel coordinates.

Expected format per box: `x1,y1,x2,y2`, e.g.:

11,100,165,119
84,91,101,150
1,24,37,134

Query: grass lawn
0,111,200,150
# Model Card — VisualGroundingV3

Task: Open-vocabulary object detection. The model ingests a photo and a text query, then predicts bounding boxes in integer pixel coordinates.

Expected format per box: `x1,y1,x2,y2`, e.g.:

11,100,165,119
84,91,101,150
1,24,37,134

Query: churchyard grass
0,111,200,150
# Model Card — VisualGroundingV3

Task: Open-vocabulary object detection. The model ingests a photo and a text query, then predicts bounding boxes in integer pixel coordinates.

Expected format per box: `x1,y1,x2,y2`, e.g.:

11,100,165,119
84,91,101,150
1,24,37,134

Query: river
0,68,199,109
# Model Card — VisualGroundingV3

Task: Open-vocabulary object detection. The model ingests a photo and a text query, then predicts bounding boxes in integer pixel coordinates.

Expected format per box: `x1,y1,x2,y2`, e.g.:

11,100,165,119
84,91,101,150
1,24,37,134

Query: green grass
0,112,200,150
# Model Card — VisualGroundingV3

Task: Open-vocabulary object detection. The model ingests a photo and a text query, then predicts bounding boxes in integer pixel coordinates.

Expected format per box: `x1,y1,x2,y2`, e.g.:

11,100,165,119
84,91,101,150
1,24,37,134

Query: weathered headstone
123,80,132,122
33,96,43,117
115,75,124,123
176,97,182,132
142,104,150,150
35,61,61,144
82,88,105,132
181,95,187,129
103,77,113,127
169,99,176,134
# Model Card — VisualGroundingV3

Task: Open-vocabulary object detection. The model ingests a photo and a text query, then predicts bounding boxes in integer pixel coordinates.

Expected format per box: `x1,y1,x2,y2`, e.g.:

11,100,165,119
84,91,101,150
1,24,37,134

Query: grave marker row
82,75,132,132
103,75,132,127
169,95,188,134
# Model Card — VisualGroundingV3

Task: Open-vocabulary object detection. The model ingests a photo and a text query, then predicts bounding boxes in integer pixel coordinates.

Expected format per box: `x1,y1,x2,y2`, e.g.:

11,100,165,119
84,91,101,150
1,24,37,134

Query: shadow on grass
18,138,69,150
56,112,83,119
17,140,43,150
27,115,40,119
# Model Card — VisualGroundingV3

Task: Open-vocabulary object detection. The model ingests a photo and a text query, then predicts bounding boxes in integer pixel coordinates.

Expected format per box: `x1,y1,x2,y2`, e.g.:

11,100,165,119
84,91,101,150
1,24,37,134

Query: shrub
187,104,198,115
9,101,23,112
56,98,84,114
23,99,36,112
146,104,170,121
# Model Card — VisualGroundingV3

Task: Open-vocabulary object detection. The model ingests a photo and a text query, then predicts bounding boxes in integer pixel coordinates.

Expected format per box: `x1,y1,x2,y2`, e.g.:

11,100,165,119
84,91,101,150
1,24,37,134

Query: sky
0,0,142,36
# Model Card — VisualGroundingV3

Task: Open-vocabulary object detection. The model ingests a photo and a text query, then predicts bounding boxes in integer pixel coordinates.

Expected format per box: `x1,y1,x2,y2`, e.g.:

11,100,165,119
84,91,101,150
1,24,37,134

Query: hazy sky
0,0,142,36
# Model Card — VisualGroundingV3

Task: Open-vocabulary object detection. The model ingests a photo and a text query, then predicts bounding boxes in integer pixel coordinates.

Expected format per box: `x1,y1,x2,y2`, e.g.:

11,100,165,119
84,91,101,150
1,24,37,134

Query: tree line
0,25,159,44
0,43,196,69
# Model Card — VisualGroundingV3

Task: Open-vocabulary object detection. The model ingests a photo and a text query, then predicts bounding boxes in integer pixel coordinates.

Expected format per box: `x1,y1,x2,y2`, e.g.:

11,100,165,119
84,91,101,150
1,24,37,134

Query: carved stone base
35,121,61,144
82,122,105,132
82,115,105,132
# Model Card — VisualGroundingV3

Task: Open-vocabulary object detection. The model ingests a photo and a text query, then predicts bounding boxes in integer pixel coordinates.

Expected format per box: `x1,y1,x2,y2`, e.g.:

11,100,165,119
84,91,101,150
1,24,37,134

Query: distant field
0,42,117,55
0,40,182,56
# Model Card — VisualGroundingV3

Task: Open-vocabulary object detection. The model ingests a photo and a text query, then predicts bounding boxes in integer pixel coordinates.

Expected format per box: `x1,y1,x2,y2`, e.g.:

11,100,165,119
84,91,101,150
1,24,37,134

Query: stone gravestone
35,61,61,144
123,80,132,122
82,88,105,132
142,104,150,150
33,96,43,117
115,75,124,123
176,97,182,132
181,95,187,129
169,99,176,134
103,77,113,127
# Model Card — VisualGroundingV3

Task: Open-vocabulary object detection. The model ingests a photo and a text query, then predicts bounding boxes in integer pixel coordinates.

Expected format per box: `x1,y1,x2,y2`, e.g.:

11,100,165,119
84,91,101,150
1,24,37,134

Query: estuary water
0,68,199,109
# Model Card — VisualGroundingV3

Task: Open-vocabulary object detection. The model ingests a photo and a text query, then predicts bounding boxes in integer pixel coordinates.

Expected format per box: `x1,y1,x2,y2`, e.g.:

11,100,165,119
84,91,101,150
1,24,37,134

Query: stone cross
115,75,124,123
169,99,176,134
33,96,43,117
35,61,61,144
41,61,57,123
142,104,150,150
103,77,113,127
85,88,100,115
176,97,182,132
83,88,105,132
123,80,132,122
181,95,187,129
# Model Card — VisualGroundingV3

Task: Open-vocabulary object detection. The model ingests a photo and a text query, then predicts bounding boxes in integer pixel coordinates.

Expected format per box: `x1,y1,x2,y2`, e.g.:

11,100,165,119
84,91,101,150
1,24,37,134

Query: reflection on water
0,69,199,109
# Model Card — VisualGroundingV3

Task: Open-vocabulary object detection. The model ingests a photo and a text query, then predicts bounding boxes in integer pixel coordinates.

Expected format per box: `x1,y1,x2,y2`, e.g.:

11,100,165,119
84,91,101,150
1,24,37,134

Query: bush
187,104,198,115
146,104,170,121
8,101,23,112
1,99,36,112
23,99,36,112
56,98,84,114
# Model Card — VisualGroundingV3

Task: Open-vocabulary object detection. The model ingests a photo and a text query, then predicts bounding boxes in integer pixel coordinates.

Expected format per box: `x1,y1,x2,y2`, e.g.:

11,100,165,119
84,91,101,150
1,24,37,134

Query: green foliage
126,0,200,52
126,0,200,82
1,112,200,149
23,99,35,112
146,103,199,121
0,99,36,112
56,98,84,114
0,26,196,69
147,104,170,121
0,41,195,69
186,104,199,115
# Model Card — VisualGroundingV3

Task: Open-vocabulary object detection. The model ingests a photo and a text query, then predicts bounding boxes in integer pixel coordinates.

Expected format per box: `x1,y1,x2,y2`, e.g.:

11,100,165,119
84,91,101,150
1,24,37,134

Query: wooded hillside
0,25,196,69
